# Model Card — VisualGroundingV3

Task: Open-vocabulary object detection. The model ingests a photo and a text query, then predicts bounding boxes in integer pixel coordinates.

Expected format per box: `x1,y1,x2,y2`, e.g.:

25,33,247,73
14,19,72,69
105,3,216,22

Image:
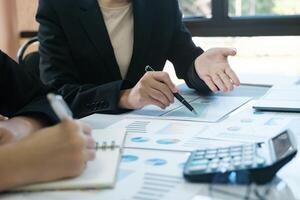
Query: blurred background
0,0,299,83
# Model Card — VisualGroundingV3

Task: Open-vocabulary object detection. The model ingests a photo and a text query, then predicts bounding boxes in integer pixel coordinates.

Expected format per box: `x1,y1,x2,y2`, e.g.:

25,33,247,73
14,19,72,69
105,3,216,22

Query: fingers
225,67,240,86
84,135,96,161
148,88,170,108
152,72,178,93
84,149,96,161
78,121,92,136
146,96,167,109
219,48,237,57
202,76,218,93
86,135,96,149
218,73,234,91
150,81,174,103
211,75,227,92
144,72,176,108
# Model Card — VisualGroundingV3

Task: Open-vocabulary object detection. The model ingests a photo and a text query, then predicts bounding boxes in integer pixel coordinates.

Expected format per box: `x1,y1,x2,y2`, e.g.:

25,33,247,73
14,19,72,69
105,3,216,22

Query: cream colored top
98,1,134,79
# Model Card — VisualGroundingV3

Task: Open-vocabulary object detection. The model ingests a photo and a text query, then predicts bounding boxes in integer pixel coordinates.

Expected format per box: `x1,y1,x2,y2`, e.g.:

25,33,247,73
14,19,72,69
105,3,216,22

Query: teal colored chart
122,155,139,162
145,159,167,166
163,102,208,118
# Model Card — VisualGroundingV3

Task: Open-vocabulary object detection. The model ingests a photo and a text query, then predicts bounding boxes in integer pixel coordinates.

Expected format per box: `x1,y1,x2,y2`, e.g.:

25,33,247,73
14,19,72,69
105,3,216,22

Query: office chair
17,36,40,77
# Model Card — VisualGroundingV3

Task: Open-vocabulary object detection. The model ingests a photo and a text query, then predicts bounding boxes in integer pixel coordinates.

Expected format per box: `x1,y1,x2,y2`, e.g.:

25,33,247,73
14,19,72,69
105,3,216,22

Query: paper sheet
127,96,251,122
108,118,245,152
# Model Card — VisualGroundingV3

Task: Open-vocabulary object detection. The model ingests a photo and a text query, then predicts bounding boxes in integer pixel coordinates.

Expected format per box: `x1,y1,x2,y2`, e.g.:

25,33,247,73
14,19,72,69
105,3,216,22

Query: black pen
145,65,198,116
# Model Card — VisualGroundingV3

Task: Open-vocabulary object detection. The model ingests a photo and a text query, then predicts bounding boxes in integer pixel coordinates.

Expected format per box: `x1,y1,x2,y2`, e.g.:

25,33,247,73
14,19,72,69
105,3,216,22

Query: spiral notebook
13,129,126,191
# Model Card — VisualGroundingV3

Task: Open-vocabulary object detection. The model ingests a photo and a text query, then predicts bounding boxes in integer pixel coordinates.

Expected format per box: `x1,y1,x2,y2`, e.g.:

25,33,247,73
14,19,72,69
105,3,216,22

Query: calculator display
272,131,295,161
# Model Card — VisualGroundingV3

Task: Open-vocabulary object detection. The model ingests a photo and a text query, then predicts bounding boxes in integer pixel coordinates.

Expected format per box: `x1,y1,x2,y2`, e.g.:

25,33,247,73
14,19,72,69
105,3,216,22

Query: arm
167,1,211,94
0,50,48,116
0,120,95,191
36,0,130,118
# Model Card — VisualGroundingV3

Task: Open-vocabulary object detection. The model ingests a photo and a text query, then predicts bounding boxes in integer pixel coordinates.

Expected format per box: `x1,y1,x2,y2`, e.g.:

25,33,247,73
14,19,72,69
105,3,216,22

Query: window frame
184,0,300,37
21,0,300,38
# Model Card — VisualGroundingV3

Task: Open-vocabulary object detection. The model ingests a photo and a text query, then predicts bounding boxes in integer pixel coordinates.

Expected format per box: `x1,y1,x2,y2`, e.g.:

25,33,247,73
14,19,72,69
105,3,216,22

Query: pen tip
192,110,199,116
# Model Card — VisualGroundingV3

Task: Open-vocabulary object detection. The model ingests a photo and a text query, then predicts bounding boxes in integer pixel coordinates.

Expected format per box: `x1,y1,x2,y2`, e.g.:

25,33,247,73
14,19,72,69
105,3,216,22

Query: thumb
219,48,237,57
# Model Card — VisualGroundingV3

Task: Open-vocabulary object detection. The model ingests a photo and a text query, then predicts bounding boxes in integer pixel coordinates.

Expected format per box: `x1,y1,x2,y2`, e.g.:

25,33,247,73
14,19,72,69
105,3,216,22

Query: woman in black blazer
37,0,240,118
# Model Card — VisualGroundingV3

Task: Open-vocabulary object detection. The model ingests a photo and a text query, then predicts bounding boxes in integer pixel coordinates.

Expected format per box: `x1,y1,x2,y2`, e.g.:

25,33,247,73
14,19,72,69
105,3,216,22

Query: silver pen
47,93,73,121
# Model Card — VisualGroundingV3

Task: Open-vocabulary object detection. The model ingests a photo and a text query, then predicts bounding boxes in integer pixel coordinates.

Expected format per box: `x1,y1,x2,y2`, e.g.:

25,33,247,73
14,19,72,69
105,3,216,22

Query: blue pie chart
122,155,139,163
145,158,167,166
157,139,180,145
131,137,149,143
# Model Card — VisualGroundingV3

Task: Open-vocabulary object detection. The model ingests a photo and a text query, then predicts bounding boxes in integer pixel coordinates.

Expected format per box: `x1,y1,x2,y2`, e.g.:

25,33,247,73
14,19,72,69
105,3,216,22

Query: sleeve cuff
14,97,59,125
186,61,212,95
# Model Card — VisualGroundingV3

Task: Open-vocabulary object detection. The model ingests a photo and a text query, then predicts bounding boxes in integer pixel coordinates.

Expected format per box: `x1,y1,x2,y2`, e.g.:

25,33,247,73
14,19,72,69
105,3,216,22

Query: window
179,0,212,18
183,0,300,37
229,0,300,16
163,0,300,83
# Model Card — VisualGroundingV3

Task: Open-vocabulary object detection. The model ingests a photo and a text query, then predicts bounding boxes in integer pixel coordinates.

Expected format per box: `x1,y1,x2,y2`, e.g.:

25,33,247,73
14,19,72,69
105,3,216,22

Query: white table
3,84,300,200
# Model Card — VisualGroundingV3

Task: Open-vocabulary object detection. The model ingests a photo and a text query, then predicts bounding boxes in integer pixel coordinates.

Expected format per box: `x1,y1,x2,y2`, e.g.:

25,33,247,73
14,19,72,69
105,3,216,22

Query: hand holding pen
118,66,180,110
47,93,97,154
145,66,198,115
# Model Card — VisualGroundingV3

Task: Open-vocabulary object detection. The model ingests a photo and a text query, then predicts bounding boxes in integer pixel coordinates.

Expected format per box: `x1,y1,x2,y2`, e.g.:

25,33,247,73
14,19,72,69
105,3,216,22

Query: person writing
37,0,240,118
0,50,96,191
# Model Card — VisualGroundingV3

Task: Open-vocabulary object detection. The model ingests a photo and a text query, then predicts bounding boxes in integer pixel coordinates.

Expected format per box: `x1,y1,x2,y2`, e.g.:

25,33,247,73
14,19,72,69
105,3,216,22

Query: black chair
17,37,40,77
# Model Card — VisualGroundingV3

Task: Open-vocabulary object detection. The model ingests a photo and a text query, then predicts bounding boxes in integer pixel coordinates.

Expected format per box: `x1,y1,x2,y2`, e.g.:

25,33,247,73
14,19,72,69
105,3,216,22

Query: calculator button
233,156,242,161
205,154,216,159
188,165,207,173
211,158,220,163
233,161,242,168
195,151,205,156
244,145,254,151
244,160,254,167
230,151,242,156
243,155,253,161
193,155,204,160
209,163,219,171
255,157,266,167
218,148,230,153
218,153,230,158
231,146,243,151
192,160,209,166
207,149,218,154
222,157,231,162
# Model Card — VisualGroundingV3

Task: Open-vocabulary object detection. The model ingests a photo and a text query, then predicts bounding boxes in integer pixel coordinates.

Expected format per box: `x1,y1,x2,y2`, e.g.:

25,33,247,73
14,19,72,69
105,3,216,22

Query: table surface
3,84,300,200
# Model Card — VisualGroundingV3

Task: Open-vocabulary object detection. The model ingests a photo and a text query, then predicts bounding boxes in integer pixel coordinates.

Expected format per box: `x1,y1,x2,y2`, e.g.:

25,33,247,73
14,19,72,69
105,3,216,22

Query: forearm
0,142,37,191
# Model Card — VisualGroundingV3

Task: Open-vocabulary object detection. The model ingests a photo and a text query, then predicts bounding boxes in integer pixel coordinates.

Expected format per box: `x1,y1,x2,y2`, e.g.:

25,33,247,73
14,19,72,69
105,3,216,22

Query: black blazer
37,0,210,118
0,50,57,123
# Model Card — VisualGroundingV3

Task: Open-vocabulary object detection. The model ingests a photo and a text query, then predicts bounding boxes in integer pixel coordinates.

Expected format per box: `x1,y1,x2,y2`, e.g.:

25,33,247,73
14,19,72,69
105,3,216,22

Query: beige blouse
98,1,134,79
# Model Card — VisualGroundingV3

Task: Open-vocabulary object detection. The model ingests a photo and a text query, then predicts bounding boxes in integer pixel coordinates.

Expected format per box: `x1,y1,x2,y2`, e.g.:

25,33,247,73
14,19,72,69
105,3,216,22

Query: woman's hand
195,48,240,93
119,71,178,110
0,120,96,191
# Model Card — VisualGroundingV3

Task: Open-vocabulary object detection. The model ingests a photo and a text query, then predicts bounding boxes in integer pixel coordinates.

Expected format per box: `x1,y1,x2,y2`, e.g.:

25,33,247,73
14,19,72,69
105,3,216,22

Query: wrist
118,89,132,109
0,116,46,142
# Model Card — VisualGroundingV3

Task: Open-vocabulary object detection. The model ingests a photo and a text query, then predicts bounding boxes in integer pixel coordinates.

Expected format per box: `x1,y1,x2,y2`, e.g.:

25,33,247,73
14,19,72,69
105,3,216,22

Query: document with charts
127,96,251,122
108,118,244,152
12,129,126,191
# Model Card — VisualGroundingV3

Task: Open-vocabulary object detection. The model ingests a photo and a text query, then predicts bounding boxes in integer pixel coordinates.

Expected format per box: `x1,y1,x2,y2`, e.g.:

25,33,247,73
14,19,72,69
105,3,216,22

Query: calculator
183,130,297,184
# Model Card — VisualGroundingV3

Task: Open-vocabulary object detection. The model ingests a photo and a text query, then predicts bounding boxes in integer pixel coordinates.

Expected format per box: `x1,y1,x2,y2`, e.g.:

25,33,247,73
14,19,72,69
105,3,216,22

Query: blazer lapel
126,0,153,82
77,0,122,80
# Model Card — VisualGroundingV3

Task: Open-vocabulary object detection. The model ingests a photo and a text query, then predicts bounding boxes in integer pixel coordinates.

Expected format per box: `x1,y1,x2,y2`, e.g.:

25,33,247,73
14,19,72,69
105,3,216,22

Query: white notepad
13,129,126,191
